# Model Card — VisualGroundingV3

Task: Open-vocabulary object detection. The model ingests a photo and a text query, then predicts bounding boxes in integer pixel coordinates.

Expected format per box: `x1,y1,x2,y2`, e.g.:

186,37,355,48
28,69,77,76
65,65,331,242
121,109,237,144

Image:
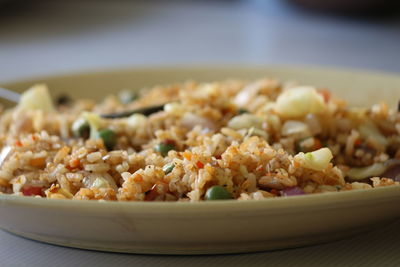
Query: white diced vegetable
281,120,310,138
358,121,388,147
227,114,263,130
83,173,118,191
127,114,147,129
200,83,218,96
164,102,185,115
346,163,386,181
247,127,269,140
304,114,322,135
0,146,12,167
295,147,333,171
92,177,110,189
82,112,102,139
18,84,55,112
234,82,261,107
275,86,325,118
181,112,216,131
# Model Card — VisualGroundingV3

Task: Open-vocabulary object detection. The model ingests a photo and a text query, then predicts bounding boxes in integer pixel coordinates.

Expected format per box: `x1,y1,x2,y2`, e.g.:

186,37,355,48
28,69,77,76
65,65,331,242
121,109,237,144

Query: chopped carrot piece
196,161,204,169
67,158,80,170
66,165,73,171
133,174,143,182
15,140,23,147
29,157,46,168
21,185,45,196
183,151,192,161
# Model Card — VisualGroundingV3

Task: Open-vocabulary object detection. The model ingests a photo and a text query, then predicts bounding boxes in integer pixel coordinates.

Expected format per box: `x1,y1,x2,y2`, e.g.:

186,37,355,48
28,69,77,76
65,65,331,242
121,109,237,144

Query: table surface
1,0,400,266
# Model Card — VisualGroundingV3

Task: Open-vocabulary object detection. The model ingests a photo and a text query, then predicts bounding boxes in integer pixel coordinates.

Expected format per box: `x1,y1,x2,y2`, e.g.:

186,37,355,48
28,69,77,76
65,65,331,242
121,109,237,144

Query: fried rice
0,78,399,201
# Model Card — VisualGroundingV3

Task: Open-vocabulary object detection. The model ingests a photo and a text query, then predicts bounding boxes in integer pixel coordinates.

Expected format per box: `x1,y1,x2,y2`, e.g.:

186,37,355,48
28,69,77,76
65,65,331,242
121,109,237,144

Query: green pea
162,162,175,174
238,108,249,115
118,90,137,104
72,118,90,139
98,129,117,151
205,185,233,200
155,141,176,157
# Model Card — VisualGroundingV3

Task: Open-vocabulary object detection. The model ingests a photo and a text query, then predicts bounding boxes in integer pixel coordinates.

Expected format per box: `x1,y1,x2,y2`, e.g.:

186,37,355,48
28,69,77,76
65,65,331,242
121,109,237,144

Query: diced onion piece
295,147,333,171
304,114,322,135
82,112,102,139
275,86,325,118
347,163,386,181
92,177,110,189
247,127,269,140
227,114,263,130
18,84,55,112
83,173,118,191
281,120,310,137
234,82,261,107
181,113,216,131
200,83,218,96
265,114,281,131
127,114,147,130
164,102,185,116
358,121,388,147
0,146,12,167
282,186,305,196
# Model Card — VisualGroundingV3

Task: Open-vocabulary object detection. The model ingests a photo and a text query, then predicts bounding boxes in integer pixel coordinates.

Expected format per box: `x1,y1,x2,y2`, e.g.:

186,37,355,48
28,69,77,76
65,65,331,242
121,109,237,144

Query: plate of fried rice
0,65,399,254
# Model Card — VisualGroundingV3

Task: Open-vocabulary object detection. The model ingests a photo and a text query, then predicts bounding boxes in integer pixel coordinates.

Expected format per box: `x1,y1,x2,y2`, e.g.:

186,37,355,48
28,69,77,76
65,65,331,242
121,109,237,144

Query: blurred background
0,0,400,82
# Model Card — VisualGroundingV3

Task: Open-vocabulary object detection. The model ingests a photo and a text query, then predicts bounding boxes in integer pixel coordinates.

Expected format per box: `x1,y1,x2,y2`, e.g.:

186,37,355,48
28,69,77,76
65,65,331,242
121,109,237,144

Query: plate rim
2,63,400,87
1,64,400,214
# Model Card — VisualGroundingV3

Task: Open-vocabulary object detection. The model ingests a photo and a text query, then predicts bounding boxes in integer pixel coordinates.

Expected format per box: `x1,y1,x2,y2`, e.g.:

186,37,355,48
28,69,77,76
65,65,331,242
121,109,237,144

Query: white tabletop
1,0,400,266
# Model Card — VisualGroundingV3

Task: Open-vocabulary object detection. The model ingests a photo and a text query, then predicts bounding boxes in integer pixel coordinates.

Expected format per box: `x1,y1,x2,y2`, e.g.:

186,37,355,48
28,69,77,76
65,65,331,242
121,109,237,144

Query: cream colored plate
1,65,400,255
